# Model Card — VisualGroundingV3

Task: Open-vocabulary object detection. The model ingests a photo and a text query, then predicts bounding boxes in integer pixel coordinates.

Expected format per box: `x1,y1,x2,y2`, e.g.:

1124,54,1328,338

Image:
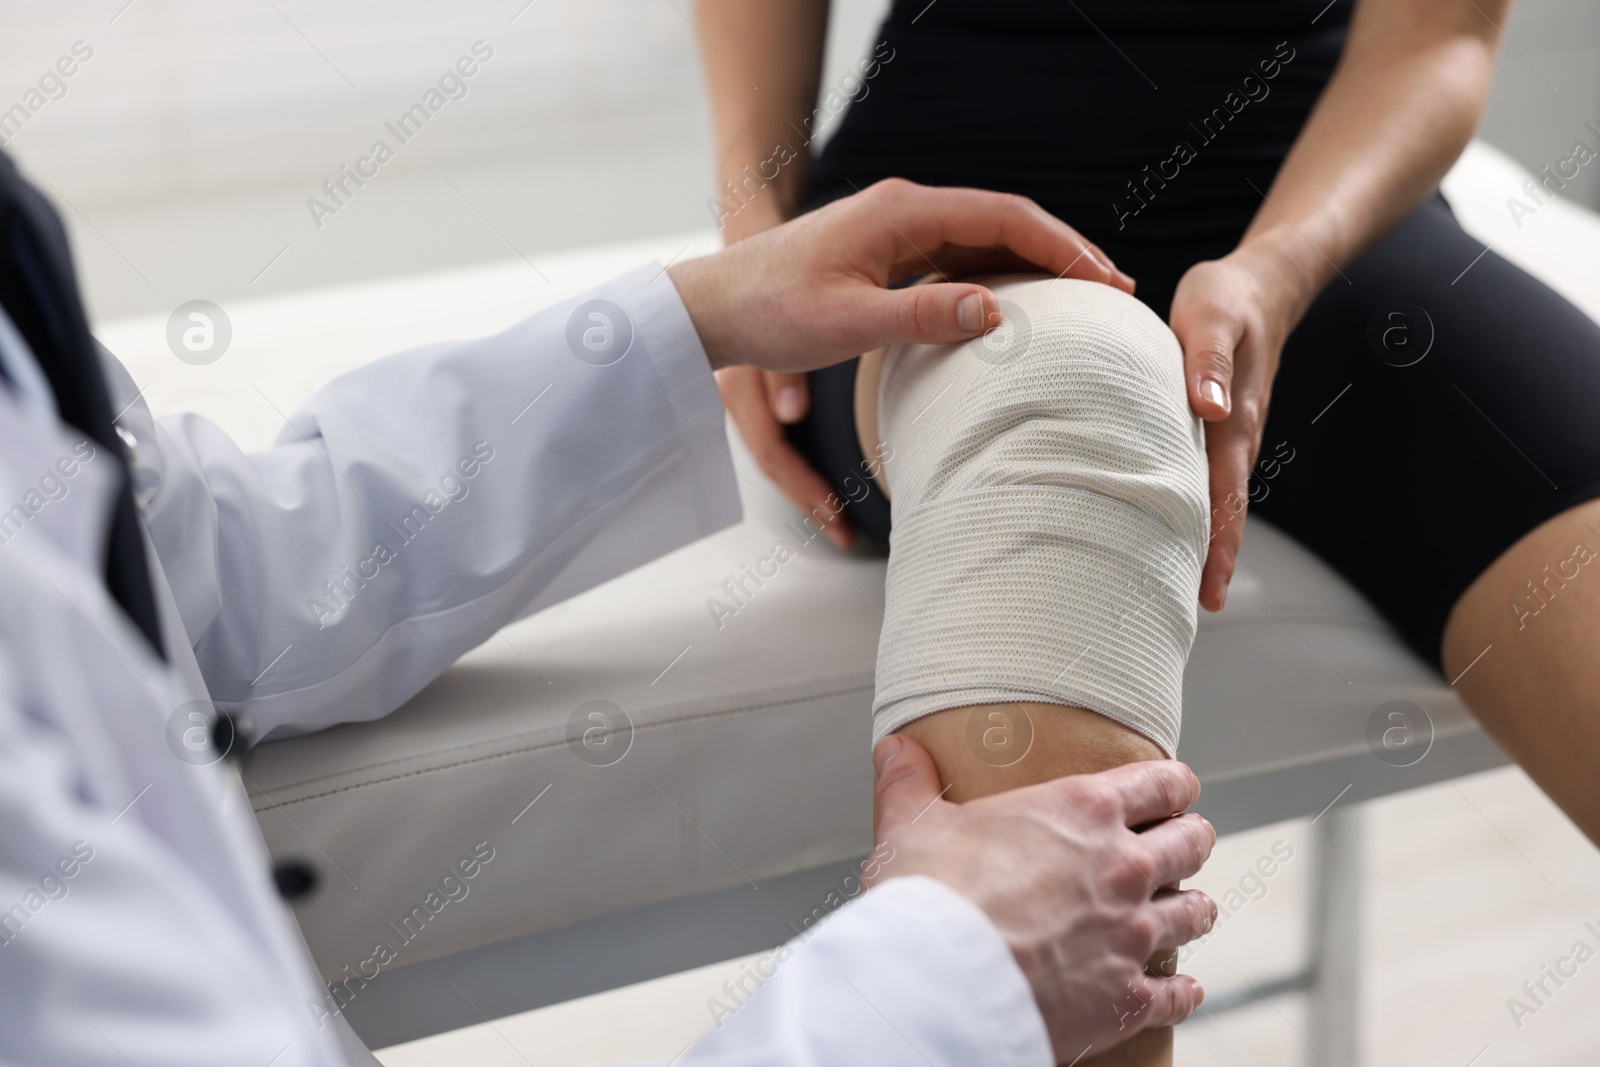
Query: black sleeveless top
808,0,1355,270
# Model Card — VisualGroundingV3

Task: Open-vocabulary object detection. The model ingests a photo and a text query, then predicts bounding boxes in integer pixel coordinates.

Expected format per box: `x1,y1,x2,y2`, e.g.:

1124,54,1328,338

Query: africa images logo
565,300,633,366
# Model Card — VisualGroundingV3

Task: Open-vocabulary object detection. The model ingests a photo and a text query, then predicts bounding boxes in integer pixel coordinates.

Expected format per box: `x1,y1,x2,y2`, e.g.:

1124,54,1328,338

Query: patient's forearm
1239,0,1507,320
693,0,828,233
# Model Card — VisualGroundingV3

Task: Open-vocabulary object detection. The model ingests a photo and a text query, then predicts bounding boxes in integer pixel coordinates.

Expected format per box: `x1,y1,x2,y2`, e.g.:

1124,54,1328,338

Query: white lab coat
0,266,1051,1066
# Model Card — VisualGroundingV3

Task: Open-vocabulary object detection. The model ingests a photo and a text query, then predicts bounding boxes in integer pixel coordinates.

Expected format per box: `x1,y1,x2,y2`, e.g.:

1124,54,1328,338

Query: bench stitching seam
250,683,873,813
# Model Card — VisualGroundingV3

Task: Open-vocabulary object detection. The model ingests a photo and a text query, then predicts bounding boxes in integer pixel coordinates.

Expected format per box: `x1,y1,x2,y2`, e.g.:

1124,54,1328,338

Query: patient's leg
861,277,1210,1065
898,707,1173,1065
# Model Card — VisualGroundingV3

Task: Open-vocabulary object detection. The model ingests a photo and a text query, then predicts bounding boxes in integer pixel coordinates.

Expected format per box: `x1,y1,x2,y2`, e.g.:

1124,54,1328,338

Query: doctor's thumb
868,283,999,349
872,734,944,833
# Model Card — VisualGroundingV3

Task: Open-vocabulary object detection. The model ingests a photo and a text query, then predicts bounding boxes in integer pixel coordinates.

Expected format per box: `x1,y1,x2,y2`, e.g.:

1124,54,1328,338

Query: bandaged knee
872,277,1208,757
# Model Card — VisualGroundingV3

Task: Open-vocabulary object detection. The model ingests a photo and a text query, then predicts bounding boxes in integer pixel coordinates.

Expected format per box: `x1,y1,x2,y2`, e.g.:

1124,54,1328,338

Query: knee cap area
872,276,1209,756
879,276,1208,552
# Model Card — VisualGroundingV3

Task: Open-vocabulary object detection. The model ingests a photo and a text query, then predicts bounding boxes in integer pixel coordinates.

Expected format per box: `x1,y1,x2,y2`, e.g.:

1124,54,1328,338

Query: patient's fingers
762,370,810,424
1178,313,1238,423
1136,812,1217,889
716,367,853,547
1200,413,1257,611
1092,760,1203,828
1147,887,1218,952
855,180,1134,293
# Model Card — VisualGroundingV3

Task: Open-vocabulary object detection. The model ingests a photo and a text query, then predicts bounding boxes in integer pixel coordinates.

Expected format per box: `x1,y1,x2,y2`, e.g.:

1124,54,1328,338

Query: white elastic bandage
872,277,1208,757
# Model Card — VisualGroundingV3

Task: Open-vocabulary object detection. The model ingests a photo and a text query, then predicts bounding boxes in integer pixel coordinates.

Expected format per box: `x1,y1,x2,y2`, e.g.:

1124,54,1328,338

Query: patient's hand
1170,245,1303,612
870,734,1216,1061
716,363,857,546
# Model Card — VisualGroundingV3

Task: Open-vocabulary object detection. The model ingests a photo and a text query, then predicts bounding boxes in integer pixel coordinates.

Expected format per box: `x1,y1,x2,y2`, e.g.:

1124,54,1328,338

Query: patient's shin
872,277,1208,757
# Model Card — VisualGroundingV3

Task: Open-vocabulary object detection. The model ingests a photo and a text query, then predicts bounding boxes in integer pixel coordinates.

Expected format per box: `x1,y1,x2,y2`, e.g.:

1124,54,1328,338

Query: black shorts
785,195,1600,668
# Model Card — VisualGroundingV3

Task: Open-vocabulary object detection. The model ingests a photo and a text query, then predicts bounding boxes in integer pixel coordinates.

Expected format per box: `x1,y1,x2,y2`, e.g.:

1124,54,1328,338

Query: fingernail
1199,378,1228,412
957,292,985,332
1192,977,1206,1005
874,736,904,774
775,386,806,423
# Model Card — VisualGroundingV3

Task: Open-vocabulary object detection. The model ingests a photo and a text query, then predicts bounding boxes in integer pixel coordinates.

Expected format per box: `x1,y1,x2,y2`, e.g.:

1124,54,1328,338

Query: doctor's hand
870,735,1216,1061
669,178,1131,547
669,179,1130,375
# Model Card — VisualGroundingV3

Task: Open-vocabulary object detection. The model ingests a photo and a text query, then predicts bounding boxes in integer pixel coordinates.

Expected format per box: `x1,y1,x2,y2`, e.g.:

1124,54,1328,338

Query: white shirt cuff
685,874,1051,1067
858,875,1054,1067
627,261,730,459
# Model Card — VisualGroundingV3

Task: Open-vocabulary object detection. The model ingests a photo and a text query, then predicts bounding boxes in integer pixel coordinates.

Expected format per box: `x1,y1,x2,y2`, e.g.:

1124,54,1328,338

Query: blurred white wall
1478,0,1600,211
1,0,723,321
0,0,1592,323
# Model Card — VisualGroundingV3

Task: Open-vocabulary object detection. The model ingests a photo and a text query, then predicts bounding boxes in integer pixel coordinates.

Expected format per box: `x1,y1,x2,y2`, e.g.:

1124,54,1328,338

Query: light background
3,0,1597,323
5,2,1600,1064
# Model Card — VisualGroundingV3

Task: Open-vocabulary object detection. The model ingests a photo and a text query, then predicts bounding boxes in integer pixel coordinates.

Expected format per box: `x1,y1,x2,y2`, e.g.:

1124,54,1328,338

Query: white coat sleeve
115,265,741,739
681,876,1053,1067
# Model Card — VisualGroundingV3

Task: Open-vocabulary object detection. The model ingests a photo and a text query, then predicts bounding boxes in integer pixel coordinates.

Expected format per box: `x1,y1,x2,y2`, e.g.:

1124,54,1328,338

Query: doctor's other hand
668,179,1131,376
870,735,1216,1061
669,179,1131,547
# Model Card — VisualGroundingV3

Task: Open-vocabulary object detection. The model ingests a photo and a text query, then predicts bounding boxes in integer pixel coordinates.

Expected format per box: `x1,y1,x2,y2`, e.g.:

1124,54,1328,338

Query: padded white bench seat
244,449,1499,981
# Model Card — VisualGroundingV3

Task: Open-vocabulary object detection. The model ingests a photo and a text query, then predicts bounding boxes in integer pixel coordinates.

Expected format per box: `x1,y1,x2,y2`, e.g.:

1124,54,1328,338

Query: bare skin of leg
898,704,1175,1066
1442,497,1600,845
857,348,1179,1066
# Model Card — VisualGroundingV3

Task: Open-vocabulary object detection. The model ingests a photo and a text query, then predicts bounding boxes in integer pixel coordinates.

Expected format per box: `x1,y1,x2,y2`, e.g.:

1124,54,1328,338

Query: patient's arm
693,0,825,234
862,276,1210,1065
